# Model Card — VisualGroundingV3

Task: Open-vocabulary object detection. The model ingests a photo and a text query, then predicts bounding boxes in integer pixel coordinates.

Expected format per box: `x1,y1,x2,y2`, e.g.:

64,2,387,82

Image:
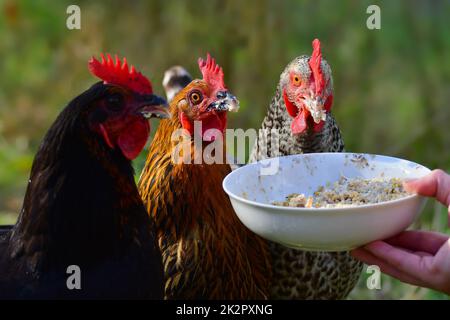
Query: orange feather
138,81,272,299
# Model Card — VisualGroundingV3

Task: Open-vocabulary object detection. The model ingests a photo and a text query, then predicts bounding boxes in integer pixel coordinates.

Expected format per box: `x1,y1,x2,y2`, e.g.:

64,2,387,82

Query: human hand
351,169,450,294
404,169,450,226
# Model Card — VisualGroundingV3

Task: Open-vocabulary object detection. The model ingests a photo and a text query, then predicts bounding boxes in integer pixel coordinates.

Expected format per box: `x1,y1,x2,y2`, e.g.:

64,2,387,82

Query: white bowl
223,153,430,252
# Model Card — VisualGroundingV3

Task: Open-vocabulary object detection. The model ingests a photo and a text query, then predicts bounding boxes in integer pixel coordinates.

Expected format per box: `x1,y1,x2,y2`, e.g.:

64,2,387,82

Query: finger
413,251,434,257
385,230,449,255
399,248,434,257
351,248,426,287
363,240,435,278
404,169,450,209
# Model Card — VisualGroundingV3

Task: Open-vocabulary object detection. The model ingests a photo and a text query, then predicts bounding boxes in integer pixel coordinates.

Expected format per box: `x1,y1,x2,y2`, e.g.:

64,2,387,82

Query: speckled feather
249,55,363,300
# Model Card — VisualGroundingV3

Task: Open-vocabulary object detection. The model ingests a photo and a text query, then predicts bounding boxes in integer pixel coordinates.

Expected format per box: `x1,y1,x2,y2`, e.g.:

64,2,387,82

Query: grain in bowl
272,176,410,208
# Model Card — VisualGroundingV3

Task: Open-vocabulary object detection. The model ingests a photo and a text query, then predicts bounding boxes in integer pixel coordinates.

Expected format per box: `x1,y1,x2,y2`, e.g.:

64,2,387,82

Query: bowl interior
224,153,431,207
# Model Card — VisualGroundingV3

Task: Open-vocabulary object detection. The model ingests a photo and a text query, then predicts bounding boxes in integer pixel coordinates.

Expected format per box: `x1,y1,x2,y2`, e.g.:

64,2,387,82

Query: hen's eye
189,91,202,105
106,93,124,112
292,75,301,86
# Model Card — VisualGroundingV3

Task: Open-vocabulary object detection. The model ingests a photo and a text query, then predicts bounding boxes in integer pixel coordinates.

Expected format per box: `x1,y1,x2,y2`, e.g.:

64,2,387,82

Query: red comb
309,39,325,96
198,53,226,92
88,54,153,94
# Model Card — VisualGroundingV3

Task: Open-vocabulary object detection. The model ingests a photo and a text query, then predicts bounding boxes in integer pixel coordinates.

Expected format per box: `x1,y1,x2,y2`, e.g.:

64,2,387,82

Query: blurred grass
0,212,16,225
0,0,449,299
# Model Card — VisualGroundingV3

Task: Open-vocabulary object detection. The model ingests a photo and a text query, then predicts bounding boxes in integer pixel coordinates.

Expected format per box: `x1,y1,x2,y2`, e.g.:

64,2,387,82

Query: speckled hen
250,39,363,299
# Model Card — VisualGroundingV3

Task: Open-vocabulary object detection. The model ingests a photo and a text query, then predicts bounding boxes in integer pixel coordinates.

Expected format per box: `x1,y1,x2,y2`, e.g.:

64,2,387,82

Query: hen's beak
135,94,170,119
301,93,327,124
207,91,240,113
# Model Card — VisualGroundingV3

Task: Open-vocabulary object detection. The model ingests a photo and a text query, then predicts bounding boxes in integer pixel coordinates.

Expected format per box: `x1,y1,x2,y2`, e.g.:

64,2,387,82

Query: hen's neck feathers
138,103,272,299
11,86,149,271
139,105,229,236
250,84,344,162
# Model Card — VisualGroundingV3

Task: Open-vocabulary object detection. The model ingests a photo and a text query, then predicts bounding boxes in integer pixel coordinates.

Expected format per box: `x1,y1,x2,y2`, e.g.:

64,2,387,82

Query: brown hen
139,55,271,299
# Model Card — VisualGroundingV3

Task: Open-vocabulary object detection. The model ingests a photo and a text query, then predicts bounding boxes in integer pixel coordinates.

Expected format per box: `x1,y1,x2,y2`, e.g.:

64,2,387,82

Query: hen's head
87,54,169,160
171,54,239,142
280,39,333,135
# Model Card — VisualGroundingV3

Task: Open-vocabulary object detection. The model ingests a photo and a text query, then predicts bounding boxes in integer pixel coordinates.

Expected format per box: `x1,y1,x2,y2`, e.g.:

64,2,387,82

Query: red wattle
283,89,298,117
313,121,325,132
99,124,114,149
180,111,227,142
324,94,333,112
291,109,308,135
202,113,226,142
117,118,150,160
180,112,194,136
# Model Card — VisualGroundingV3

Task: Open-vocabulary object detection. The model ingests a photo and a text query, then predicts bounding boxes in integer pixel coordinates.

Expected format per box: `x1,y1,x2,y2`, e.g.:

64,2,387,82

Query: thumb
404,169,450,223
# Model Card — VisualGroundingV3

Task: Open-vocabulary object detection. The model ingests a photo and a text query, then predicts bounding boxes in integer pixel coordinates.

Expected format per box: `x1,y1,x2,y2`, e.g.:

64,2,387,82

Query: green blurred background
0,0,449,299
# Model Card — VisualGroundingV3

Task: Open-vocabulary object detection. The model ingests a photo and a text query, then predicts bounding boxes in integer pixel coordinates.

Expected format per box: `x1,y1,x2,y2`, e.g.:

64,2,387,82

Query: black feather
0,82,163,299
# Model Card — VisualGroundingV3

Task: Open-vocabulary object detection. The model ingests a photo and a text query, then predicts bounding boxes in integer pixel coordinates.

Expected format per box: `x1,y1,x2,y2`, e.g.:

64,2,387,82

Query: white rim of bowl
222,153,431,213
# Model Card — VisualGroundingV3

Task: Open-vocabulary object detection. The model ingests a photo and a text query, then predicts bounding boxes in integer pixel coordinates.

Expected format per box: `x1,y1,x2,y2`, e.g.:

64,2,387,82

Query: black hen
0,55,169,299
